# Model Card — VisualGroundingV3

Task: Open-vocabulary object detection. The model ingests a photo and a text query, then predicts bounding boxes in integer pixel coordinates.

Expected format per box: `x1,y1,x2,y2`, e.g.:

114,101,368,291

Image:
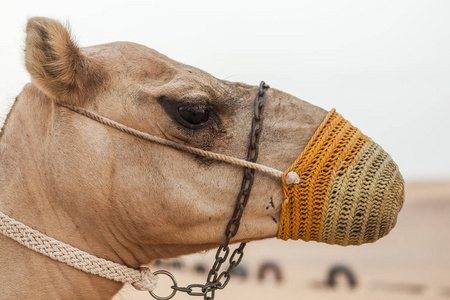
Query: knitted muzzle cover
277,109,405,246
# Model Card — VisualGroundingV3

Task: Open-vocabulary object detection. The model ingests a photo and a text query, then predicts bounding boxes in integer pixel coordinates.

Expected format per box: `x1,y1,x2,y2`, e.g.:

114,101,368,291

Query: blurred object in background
194,262,207,274
257,261,284,285
231,265,248,280
310,264,357,291
326,265,357,289
151,259,185,270
171,259,185,269
371,281,425,295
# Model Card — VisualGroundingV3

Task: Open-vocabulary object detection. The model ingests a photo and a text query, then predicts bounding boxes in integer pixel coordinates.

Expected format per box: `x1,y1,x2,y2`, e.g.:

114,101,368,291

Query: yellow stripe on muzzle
277,109,405,246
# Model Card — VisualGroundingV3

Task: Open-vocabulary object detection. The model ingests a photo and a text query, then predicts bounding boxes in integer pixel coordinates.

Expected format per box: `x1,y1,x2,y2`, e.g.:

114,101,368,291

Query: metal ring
148,270,178,300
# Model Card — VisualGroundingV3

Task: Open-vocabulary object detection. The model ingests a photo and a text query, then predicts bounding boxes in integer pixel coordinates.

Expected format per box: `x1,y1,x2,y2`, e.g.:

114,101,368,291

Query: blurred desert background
114,182,450,300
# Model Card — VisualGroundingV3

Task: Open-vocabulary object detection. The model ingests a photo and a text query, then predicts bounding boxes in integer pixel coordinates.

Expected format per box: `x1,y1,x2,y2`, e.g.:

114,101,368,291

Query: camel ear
25,17,104,105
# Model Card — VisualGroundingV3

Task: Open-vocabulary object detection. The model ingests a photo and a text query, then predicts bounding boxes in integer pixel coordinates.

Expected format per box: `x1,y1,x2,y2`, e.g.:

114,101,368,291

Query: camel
0,17,403,300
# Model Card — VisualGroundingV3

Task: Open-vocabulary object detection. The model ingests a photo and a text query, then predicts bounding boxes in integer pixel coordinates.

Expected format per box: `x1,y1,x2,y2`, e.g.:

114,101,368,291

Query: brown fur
0,17,327,299
25,17,107,105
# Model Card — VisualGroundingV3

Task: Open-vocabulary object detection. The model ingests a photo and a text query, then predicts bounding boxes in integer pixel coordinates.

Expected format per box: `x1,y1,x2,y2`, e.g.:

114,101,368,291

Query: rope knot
285,171,300,185
132,267,158,291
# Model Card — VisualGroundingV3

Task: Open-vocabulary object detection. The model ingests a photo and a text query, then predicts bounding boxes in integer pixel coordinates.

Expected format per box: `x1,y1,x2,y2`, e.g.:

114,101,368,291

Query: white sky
0,0,449,181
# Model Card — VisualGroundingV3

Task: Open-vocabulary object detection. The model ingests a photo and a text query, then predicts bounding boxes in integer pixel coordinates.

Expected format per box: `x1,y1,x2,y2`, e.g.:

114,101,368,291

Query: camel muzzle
277,109,405,246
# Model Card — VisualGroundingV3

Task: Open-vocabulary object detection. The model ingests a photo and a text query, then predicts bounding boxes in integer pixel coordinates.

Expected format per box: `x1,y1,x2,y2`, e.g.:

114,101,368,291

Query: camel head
1,16,404,277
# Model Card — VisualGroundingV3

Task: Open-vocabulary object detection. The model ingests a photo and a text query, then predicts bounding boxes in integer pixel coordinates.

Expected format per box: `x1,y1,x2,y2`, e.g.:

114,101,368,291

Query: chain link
172,81,269,299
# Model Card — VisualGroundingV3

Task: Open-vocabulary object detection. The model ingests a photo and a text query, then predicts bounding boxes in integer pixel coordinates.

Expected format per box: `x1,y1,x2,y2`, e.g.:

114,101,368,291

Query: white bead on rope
285,171,300,185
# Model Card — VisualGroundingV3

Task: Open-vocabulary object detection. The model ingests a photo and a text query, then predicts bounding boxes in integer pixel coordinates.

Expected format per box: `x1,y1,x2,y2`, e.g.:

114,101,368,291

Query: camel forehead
84,42,190,73
83,42,168,63
82,41,214,86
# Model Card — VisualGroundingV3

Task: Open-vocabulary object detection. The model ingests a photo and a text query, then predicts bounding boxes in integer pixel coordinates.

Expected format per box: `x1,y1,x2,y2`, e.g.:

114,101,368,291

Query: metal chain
172,81,269,300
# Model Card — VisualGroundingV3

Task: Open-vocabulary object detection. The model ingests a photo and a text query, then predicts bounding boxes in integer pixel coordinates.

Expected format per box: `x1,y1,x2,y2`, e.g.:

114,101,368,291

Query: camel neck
0,232,122,299
0,86,124,299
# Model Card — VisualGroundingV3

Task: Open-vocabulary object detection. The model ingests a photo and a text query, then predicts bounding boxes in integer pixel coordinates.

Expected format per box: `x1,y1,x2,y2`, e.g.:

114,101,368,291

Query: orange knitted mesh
277,109,404,246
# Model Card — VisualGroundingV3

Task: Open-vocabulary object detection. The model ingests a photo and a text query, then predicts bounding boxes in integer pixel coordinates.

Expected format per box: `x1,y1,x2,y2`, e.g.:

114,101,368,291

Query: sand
113,182,450,300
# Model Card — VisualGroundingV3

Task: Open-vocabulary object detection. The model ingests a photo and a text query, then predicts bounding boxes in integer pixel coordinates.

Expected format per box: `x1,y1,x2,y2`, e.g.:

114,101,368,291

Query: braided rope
0,211,158,291
57,103,283,179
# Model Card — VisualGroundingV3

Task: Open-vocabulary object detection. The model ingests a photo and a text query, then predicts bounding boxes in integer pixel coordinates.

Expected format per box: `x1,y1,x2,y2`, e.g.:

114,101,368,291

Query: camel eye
177,105,210,127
